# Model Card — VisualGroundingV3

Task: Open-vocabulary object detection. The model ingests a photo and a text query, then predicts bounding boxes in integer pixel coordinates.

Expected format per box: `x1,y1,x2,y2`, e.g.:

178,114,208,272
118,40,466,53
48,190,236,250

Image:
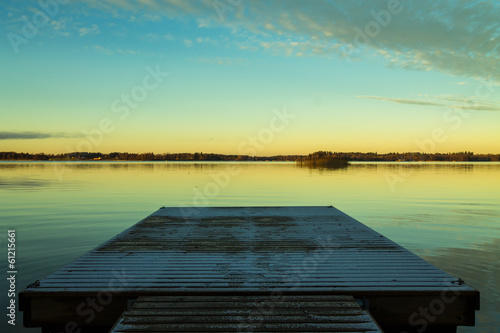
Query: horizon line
1,151,500,156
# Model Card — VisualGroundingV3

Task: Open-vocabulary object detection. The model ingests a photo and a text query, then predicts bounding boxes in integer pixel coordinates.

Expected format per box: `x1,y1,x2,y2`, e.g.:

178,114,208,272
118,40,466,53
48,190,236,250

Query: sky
1,0,499,155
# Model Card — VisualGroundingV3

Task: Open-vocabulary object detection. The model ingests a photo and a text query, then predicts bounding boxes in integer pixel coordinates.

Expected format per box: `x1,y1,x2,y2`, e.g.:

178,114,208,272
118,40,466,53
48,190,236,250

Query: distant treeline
1,151,499,162
0,151,302,161
299,151,500,162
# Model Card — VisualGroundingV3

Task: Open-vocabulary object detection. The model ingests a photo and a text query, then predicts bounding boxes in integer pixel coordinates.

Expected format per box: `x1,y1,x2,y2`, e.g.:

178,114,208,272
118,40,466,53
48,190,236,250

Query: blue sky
1,0,499,154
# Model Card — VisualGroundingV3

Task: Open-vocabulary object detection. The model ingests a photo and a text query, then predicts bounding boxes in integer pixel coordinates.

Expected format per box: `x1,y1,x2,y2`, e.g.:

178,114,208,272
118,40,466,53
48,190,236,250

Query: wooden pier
110,295,383,332
20,206,479,333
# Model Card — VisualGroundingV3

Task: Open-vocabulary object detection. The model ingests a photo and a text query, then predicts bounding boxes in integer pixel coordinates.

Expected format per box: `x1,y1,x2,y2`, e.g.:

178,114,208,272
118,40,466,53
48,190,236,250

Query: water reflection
0,177,55,190
0,161,499,332
349,162,478,173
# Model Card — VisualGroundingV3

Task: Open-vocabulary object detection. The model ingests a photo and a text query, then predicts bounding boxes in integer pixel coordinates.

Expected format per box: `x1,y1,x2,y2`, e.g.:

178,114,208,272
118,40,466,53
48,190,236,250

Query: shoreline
2,160,500,163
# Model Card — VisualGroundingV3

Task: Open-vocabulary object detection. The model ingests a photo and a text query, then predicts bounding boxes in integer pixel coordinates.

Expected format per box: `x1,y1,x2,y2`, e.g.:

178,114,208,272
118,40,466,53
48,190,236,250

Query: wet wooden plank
110,295,383,332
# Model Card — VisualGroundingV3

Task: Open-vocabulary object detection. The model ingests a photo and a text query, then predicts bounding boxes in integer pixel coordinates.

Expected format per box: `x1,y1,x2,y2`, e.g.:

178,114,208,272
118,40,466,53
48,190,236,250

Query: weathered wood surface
22,206,476,293
110,295,383,333
19,206,479,330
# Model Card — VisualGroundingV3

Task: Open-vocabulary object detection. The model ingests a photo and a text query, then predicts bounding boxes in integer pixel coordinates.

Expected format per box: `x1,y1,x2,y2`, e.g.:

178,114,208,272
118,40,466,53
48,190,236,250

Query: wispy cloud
359,96,449,107
92,44,113,55
359,95,500,112
78,23,100,36
50,19,72,37
196,57,249,66
117,48,140,55
0,132,83,140
141,33,175,42
77,0,500,82
92,45,141,56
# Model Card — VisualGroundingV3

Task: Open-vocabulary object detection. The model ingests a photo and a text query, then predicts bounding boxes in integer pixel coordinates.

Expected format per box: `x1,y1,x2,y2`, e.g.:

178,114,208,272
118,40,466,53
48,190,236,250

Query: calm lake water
0,161,499,332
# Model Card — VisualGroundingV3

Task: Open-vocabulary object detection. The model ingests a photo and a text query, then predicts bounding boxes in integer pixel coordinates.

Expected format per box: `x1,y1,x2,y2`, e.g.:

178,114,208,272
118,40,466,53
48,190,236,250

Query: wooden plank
109,295,383,332
19,206,479,331
21,286,478,293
